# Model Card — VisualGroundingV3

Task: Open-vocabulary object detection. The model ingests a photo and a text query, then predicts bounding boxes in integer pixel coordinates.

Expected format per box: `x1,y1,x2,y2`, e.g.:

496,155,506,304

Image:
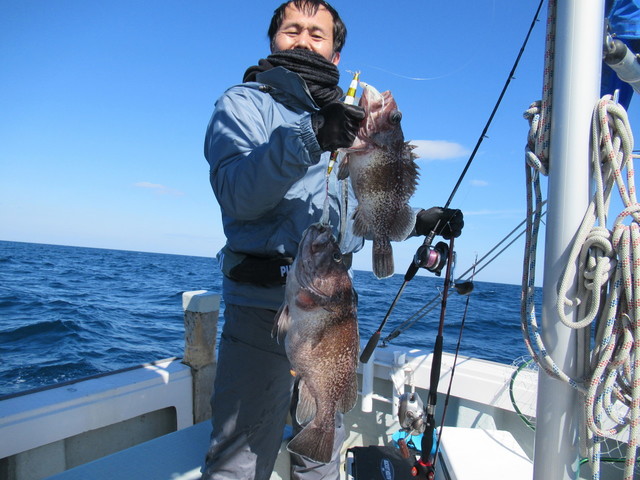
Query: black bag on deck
346,446,416,480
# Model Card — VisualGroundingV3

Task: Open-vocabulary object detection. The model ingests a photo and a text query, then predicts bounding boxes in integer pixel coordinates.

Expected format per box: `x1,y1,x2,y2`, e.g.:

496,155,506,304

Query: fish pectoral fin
295,379,317,425
272,304,291,342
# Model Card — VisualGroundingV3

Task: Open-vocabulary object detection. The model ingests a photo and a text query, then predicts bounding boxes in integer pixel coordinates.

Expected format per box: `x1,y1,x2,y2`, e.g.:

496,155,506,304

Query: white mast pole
533,1,604,479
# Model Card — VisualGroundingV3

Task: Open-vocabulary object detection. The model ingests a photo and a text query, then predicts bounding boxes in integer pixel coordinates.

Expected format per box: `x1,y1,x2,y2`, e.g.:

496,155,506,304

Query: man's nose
293,31,312,50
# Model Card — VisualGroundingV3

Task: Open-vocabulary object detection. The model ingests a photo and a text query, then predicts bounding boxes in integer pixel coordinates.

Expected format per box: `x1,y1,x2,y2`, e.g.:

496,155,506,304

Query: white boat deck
43,421,536,480
44,420,294,480
46,421,212,480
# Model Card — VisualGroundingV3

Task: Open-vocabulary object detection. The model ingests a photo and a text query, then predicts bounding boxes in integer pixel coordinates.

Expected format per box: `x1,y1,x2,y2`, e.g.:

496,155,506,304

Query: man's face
272,4,340,65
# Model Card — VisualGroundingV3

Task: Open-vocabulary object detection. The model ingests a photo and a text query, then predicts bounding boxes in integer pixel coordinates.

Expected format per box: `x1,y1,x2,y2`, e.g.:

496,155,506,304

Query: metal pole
533,1,603,479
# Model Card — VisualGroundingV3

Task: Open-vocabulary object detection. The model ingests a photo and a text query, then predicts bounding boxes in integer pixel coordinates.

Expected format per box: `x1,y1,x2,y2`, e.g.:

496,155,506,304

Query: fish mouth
304,223,334,254
296,223,343,297
303,222,330,238
360,82,398,117
357,82,402,144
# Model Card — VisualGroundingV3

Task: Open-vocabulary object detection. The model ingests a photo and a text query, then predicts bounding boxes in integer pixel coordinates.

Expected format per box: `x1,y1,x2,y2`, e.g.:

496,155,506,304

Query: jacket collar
255,67,318,111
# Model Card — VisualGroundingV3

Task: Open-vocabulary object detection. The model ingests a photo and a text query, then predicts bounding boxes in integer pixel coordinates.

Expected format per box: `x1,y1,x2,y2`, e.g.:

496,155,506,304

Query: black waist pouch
227,255,294,286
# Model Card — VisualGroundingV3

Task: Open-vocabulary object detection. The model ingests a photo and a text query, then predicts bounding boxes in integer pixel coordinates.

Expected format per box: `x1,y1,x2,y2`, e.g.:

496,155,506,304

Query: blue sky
1,0,637,286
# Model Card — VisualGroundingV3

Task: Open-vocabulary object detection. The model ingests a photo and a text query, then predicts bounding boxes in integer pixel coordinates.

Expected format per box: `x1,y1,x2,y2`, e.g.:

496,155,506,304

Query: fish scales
274,223,359,464
339,82,419,279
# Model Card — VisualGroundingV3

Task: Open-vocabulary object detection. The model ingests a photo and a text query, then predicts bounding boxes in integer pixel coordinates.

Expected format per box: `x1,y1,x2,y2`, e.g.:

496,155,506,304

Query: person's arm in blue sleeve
205,87,322,221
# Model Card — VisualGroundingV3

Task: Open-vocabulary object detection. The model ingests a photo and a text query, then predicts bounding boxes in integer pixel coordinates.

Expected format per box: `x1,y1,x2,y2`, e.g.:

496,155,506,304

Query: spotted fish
339,82,419,279
274,223,359,464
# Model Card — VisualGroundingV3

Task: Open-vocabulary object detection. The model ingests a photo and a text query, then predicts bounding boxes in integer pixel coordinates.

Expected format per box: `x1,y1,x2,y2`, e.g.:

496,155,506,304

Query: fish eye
389,110,402,125
332,252,342,263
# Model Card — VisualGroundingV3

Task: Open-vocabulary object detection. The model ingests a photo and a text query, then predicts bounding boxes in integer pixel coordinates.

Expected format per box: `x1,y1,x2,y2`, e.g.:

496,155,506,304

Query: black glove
312,102,365,151
415,207,464,239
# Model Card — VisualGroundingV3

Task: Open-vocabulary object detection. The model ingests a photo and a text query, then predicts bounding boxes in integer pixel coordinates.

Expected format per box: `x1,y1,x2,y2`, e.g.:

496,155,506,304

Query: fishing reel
398,392,427,436
413,241,449,276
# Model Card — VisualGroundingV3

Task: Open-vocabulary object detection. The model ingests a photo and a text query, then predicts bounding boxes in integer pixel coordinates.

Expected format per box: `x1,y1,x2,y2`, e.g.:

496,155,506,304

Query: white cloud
470,179,489,187
133,182,184,196
410,140,470,161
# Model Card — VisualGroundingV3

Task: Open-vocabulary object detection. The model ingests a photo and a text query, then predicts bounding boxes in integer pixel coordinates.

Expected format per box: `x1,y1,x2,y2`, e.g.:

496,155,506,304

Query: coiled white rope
524,94,640,479
579,97,639,480
521,0,640,477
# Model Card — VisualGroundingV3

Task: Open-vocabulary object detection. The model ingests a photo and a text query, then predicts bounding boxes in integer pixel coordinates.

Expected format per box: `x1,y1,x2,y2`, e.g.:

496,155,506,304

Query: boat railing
0,290,534,480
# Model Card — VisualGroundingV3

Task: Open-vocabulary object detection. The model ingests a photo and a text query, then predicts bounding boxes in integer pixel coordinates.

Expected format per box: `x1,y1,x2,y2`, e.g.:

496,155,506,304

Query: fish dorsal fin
389,205,417,242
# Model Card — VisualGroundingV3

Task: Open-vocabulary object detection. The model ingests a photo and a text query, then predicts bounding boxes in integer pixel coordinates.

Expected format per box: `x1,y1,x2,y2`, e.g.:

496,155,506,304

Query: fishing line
434,255,478,470
359,0,546,365
355,0,498,84
444,0,546,209
320,71,360,226
381,294,441,345
455,206,546,282
359,62,475,82
381,209,546,345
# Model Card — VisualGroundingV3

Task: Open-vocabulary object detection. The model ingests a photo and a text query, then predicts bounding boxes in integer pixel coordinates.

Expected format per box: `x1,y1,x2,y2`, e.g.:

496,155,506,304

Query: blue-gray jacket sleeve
205,86,323,221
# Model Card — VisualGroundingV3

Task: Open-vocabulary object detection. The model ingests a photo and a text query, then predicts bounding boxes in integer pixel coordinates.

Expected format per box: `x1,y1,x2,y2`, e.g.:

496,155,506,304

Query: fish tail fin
372,236,394,279
287,421,335,464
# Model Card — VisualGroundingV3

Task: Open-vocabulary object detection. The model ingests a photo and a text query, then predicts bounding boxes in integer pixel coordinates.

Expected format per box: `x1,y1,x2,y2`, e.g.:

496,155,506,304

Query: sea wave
0,240,531,397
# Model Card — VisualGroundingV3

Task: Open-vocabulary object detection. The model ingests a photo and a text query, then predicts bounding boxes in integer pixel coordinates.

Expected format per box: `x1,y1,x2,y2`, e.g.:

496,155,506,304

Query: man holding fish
201,1,463,479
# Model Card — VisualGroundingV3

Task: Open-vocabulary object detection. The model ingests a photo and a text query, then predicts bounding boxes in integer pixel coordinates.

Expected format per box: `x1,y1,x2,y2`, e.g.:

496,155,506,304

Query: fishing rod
359,228,449,363
359,0,545,364
327,71,360,174
410,237,456,479
409,4,546,478
425,256,478,478
381,209,547,345
321,71,360,226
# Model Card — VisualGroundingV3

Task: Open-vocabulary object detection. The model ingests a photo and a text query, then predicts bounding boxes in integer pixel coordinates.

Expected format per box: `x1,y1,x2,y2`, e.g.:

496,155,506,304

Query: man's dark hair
268,0,347,53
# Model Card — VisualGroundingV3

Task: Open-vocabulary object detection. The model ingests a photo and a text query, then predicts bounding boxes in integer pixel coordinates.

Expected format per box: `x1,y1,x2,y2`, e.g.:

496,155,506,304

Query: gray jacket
205,66,363,309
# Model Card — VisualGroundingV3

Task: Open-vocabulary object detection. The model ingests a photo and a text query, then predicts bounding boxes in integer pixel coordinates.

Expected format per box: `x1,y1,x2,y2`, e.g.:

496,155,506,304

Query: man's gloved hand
312,102,365,151
415,207,464,239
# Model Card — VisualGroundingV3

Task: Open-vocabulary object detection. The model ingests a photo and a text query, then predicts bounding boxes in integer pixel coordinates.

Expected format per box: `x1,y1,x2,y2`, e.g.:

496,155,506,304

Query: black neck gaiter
243,49,343,107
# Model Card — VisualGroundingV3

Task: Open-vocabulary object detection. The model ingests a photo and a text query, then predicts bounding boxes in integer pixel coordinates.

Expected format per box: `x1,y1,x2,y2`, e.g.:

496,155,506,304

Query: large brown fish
339,82,419,279
274,223,359,464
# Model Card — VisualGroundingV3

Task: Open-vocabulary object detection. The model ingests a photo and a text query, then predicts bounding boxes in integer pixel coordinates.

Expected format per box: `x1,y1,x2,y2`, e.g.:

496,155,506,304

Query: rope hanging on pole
522,88,640,480
577,96,639,480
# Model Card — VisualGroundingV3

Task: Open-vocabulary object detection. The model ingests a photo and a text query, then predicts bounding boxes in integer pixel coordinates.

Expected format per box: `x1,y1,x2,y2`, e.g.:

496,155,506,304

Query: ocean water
0,240,536,397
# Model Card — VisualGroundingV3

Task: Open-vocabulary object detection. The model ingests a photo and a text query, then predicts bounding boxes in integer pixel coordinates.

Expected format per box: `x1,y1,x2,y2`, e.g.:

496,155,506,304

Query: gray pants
200,304,345,480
